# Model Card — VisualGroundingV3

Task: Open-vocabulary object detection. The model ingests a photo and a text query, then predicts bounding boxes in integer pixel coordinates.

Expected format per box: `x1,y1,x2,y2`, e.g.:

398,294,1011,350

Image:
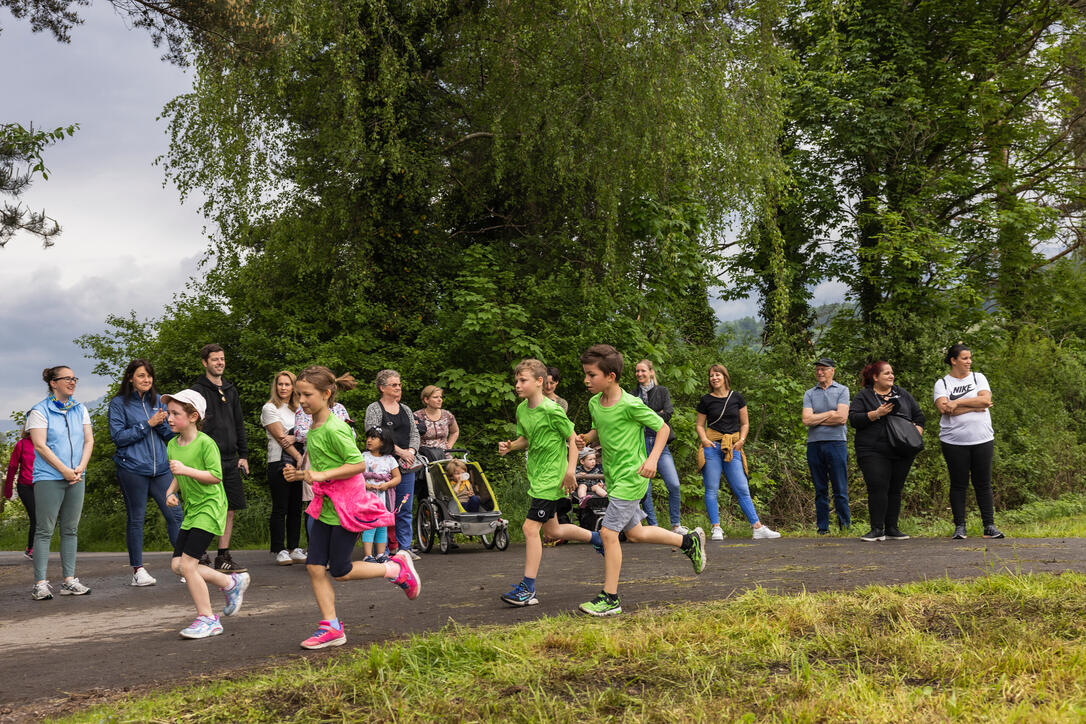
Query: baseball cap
161,389,207,420
814,357,836,368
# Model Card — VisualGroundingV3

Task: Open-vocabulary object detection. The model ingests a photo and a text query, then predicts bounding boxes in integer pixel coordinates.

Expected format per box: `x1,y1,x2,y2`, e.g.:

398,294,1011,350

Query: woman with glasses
364,370,420,559
27,366,94,600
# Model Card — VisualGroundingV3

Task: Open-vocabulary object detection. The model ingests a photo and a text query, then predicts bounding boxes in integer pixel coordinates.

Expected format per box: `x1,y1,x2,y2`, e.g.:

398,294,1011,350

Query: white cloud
1,3,208,416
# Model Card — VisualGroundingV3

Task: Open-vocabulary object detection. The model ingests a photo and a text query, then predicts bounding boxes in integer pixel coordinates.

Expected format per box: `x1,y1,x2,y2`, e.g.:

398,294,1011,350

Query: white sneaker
672,525,689,535
131,567,157,586
31,580,53,600
290,548,307,563
60,578,91,595
710,526,725,541
753,525,781,539
275,549,293,565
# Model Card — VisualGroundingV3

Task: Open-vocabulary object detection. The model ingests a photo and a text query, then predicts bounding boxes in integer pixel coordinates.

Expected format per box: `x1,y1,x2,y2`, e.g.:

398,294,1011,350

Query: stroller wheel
494,527,510,551
439,532,453,554
481,532,497,550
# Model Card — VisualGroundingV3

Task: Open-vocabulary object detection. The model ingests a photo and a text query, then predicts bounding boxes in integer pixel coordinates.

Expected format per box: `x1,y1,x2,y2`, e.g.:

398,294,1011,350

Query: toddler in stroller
446,460,483,512
575,447,607,507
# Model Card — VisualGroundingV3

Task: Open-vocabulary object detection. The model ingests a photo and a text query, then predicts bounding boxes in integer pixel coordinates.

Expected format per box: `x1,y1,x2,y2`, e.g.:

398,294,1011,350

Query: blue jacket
30,398,90,482
108,392,174,477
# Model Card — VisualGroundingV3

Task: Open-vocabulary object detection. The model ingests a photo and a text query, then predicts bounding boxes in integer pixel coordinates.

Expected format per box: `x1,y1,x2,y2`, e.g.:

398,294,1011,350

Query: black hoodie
191,375,248,460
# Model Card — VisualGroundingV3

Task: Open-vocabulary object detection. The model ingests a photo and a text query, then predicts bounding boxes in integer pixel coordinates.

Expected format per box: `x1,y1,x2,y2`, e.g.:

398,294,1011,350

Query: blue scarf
49,394,78,412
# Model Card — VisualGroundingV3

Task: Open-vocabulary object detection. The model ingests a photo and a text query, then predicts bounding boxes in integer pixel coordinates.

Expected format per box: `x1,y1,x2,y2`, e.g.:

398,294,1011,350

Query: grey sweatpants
33,478,85,581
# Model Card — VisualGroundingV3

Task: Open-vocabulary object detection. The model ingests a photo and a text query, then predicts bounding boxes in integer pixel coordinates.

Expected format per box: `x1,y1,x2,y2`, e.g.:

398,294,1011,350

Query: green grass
59,572,1086,723
4,492,1084,553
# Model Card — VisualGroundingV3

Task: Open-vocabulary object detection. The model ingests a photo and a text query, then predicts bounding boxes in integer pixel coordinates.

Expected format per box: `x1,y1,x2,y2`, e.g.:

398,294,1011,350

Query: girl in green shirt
284,366,422,650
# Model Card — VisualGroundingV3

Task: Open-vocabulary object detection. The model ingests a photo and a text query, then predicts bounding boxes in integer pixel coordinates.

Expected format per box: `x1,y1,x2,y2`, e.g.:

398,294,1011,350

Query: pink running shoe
391,550,421,600
300,621,346,650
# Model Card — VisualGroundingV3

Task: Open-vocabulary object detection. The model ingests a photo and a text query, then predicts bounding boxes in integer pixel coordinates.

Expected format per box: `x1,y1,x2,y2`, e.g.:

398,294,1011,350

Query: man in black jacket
191,343,249,572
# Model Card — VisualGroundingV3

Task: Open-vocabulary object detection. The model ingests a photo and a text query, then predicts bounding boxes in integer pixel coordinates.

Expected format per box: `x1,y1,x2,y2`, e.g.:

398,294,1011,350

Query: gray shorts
600,497,647,533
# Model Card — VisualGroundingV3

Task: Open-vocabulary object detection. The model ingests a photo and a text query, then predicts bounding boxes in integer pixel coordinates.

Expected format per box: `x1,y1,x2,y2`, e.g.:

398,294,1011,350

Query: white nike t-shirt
934,372,994,445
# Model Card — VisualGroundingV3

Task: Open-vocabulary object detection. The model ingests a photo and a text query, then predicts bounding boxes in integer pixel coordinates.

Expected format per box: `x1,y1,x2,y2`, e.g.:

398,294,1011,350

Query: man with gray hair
802,357,851,535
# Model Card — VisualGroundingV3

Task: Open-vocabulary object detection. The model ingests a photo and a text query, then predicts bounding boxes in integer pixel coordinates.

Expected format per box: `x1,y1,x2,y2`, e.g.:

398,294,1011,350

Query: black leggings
857,452,917,530
941,440,995,527
268,461,303,552
17,483,36,550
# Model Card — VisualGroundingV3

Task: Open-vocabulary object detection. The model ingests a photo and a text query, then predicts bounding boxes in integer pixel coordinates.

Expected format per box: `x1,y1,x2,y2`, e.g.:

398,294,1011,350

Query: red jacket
4,437,35,498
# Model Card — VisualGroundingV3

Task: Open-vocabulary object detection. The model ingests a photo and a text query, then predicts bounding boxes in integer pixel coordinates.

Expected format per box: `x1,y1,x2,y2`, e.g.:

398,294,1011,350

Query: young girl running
361,427,400,563
162,390,250,639
283,366,421,650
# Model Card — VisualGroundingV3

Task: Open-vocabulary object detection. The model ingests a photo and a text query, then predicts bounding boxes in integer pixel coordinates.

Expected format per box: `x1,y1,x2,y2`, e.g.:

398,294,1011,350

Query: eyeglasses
55,376,79,383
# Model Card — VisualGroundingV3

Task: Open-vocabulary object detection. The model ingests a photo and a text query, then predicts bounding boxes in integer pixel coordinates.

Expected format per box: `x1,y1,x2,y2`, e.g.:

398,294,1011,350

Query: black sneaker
983,525,1005,539
214,552,248,573
198,552,212,567
884,528,910,540
817,529,830,536
952,525,967,540
860,529,885,542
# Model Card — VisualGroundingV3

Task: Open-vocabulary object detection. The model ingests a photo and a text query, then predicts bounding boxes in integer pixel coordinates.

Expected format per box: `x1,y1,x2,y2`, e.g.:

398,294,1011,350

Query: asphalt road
1,535,1084,721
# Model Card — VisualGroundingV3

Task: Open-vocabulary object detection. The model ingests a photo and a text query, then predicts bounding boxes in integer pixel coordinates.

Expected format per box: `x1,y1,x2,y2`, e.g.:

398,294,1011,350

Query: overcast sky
2,3,206,418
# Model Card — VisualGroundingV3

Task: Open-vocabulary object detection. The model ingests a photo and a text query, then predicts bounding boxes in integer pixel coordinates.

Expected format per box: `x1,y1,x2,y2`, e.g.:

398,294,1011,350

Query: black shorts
525,497,560,525
220,458,247,511
306,518,361,578
173,527,216,559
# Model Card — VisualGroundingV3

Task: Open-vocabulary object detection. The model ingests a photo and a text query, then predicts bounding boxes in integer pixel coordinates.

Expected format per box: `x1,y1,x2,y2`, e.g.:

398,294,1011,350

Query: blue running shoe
590,530,605,557
500,581,539,607
222,572,250,616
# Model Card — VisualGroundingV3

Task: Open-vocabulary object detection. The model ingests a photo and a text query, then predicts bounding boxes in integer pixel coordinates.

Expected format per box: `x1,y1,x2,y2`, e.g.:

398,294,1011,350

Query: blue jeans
701,442,759,526
395,470,417,550
641,431,682,527
117,467,184,567
806,441,851,531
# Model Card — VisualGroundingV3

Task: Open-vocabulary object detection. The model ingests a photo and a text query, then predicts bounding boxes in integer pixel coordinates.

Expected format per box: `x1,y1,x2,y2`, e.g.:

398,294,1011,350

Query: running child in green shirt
284,366,421,651
162,389,250,640
497,358,601,607
577,344,706,617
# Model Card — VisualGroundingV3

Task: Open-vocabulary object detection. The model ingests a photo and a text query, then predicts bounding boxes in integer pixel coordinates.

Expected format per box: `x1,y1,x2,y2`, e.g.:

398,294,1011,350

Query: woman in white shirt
934,344,1003,540
262,371,306,564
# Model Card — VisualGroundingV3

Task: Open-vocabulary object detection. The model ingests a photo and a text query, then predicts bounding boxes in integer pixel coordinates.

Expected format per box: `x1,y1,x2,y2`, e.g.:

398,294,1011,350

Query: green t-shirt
306,415,364,526
167,432,226,536
589,390,664,501
515,397,575,501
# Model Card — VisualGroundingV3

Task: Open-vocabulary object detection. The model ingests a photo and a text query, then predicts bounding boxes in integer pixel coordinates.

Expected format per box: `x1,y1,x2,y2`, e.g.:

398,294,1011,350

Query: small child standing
361,426,400,563
162,390,250,639
497,358,599,607
577,344,706,617
446,459,482,512
283,366,421,650
575,447,607,507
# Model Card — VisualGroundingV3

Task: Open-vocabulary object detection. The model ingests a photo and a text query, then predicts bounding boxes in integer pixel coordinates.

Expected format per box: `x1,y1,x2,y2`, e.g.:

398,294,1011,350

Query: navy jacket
108,391,174,477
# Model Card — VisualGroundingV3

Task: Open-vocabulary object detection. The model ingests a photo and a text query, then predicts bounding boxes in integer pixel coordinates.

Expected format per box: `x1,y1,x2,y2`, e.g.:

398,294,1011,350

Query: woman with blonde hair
630,359,686,533
696,364,780,541
262,370,305,564
414,385,460,462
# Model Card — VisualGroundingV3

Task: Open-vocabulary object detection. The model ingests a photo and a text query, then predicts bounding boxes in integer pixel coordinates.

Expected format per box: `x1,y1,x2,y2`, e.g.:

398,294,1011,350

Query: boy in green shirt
577,344,706,616
497,358,599,607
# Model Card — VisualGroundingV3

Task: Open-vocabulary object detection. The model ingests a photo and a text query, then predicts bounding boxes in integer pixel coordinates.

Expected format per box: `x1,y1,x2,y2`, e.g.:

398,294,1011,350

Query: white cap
161,389,207,420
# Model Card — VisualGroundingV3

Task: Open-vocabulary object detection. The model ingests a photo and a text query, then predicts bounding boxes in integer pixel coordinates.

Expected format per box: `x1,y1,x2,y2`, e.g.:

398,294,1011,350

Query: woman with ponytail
27,366,94,600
